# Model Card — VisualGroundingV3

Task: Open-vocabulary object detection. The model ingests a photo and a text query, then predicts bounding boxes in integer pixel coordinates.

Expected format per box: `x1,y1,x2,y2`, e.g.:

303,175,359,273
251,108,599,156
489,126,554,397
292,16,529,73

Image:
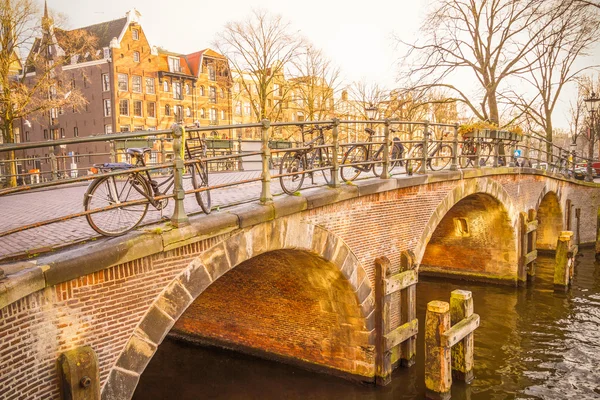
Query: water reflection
134,249,600,400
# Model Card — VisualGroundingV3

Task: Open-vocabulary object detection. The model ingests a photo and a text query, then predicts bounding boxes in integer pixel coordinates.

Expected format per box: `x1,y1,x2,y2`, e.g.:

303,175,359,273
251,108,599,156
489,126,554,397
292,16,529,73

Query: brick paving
0,168,379,261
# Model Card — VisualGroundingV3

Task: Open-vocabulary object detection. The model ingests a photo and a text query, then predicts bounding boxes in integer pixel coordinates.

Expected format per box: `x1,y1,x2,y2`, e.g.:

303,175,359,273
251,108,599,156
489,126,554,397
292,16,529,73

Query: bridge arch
415,177,520,282
102,220,375,400
535,188,563,251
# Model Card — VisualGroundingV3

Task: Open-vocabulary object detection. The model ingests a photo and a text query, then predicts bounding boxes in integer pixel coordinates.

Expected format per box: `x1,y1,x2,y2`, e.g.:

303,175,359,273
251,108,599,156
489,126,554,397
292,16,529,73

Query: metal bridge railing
0,119,593,263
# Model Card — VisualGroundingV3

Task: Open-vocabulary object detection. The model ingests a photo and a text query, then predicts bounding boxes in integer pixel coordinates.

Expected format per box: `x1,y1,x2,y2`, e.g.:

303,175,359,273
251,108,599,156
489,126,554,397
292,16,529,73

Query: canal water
133,249,600,400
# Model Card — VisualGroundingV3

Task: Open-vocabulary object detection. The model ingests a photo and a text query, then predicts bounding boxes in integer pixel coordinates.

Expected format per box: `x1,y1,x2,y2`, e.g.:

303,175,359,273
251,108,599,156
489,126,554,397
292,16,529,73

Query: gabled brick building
19,8,231,176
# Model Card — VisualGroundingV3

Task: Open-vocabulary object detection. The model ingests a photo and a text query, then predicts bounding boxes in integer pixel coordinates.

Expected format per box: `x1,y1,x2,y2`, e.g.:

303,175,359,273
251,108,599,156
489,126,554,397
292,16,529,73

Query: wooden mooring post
374,253,419,385
554,231,577,291
519,210,538,284
596,207,600,260
425,291,480,400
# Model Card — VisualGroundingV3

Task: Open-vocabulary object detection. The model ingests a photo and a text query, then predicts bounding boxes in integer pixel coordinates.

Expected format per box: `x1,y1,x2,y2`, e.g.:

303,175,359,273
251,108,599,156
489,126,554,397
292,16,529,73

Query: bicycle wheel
279,151,305,195
341,145,368,182
459,143,474,168
311,147,333,184
372,147,385,177
430,144,453,171
479,142,492,166
407,144,424,174
191,161,211,214
84,173,150,236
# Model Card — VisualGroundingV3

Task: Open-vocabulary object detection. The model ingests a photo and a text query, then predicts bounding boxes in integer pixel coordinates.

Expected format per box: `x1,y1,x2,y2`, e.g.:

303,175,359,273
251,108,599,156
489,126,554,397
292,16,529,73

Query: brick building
16,8,231,177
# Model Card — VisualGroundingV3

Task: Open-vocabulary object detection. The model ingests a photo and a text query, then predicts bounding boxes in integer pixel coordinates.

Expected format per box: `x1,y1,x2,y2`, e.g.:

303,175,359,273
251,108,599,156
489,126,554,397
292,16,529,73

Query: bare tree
288,46,341,121
1,0,94,186
214,9,303,123
514,0,599,146
574,0,600,9
399,0,564,126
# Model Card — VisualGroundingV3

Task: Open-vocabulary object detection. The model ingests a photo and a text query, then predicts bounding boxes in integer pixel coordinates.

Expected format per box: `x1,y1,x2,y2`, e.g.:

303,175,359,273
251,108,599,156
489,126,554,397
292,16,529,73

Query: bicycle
459,137,492,168
340,127,404,182
83,145,211,237
279,125,333,195
405,131,453,173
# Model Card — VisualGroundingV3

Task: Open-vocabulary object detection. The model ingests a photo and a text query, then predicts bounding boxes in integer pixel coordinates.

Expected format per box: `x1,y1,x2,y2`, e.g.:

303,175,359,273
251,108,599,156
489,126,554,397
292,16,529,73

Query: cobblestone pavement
0,167,378,261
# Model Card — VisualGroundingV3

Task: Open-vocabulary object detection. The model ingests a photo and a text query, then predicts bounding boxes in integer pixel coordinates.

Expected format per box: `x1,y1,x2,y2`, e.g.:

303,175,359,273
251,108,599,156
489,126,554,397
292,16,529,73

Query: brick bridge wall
1,169,599,400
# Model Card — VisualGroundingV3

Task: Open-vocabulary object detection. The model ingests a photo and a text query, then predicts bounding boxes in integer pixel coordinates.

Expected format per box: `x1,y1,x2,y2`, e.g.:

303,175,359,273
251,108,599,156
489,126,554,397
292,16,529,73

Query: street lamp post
584,92,600,182
365,104,377,141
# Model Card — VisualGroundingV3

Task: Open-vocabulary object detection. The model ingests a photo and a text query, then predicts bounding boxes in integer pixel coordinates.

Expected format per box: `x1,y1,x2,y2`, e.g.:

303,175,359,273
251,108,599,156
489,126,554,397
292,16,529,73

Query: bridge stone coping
0,166,596,311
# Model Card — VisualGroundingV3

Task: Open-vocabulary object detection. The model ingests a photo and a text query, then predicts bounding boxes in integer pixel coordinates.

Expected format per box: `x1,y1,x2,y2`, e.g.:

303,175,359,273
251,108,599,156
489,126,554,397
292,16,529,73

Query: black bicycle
406,131,453,173
340,127,404,182
459,137,492,168
279,125,333,195
84,145,210,237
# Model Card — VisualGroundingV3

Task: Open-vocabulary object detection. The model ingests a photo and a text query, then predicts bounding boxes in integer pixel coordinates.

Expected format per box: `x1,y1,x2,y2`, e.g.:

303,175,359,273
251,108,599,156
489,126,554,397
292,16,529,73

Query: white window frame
133,100,142,117
145,78,155,94
133,51,140,63
102,74,110,91
118,73,128,91
132,29,139,40
132,75,142,93
103,99,111,117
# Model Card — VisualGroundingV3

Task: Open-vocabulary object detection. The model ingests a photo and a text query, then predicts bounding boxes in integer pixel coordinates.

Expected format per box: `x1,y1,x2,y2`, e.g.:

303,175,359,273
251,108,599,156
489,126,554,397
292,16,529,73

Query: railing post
170,124,189,228
450,123,459,171
425,301,451,400
450,290,474,383
537,139,542,167
381,119,390,179
109,140,116,163
475,139,482,169
238,136,244,171
160,137,166,172
422,121,429,174
260,119,273,204
331,118,340,187
493,139,500,168
50,146,58,181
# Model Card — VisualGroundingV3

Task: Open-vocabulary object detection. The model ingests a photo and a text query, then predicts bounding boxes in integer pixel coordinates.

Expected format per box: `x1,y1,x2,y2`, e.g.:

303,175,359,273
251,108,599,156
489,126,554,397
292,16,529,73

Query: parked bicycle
83,143,211,236
459,137,493,168
340,127,404,182
279,124,333,195
405,131,453,173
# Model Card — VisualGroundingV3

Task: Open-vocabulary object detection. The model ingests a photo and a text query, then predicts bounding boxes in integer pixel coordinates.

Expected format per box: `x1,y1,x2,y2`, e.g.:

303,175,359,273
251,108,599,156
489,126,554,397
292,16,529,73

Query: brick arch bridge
1,168,599,400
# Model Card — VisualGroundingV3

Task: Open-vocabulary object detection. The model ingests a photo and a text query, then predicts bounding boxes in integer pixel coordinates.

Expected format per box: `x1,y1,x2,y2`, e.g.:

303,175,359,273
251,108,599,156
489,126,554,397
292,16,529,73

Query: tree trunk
546,120,553,163
487,89,500,125
3,119,17,187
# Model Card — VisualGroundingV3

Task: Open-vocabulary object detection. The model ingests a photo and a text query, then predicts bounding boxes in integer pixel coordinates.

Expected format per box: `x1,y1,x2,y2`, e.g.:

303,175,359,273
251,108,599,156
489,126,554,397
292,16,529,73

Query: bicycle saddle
126,147,152,156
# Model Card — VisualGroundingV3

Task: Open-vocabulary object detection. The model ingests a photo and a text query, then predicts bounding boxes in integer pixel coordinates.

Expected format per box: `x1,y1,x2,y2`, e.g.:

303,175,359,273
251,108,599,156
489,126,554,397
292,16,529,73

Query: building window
43,129,48,139
199,86,205,96
184,83,190,95
132,29,139,40
163,80,169,92
186,107,191,117
172,82,181,100
133,51,140,63
118,73,128,91
132,75,142,93
274,83,281,96
74,127,79,137
103,99,111,117
119,99,129,116
103,48,110,59
60,128,65,138
105,125,112,134
165,104,171,116
25,131,29,141
134,125,144,131
244,102,251,115
200,108,205,119
220,110,225,120
168,57,181,73
133,100,142,117
235,102,241,116
209,86,216,103
174,105,183,120
147,102,156,118
220,88,225,98
208,64,215,81
145,78,155,94
209,108,217,123
120,126,130,132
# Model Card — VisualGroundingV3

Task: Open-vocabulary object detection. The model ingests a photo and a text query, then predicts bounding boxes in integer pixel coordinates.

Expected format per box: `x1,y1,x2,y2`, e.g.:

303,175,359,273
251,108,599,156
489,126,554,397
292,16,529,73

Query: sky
45,0,599,131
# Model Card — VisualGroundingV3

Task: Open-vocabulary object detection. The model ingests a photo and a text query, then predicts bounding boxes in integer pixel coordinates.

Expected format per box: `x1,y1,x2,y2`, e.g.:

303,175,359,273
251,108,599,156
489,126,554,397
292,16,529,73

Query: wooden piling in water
450,290,474,382
596,207,600,260
425,301,452,400
519,209,538,284
375,254,419,386
554,231,574,291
